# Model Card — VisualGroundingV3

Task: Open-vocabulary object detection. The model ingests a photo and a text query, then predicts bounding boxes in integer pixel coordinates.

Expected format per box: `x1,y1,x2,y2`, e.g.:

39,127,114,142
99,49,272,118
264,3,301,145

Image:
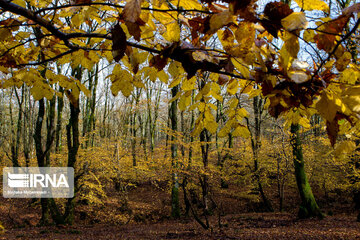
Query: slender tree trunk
89,65,98,147
291,123,323,219
131,93,140,167
138,104,148,161
148,83,161,154
183,92,195,216
55,86,64,153
9,87,24,167
200,129,210,215
46,97,56,163
101,80,109,138
164,105,170,160
23,87,33,167
34,98,50,225
64,100,80,224
170,86,180,218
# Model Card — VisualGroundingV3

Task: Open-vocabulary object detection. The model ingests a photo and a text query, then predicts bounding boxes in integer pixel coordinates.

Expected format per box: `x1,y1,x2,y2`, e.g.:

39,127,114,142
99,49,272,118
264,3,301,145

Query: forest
0,0,360,239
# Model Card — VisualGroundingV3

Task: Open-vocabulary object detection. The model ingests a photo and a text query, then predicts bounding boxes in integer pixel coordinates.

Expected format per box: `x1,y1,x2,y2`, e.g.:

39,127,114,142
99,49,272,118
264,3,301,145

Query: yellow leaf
182,77,196,91
334,140,356,156
168,61,183,78
281,12,308,31
153,5,176,25
132,78,145,88
235,22,255,46
299,117,311,129
12,0,26,7
31,83,54,100
169,77,181,88
76,80,91,97
229,98,238,109
204,120,218,134
189,102,199,111
157,70,169,84
179,94,191,111
198,102,205,112
233,125,250,138
218,29,234,51
231,58,250,79
235,108,248,121
303,29,315,42
294,0,329,12
211,82,223,101
72,14,83,28
316,91,337,122
170,0,202,10
248,89,262,99
282,31,299,58
342,86,360,113
227,79,239,95
110,68,133,97
131,51,148,65
200,83,211,96
339,65,360,84
316,90,352,122
163,22,180,42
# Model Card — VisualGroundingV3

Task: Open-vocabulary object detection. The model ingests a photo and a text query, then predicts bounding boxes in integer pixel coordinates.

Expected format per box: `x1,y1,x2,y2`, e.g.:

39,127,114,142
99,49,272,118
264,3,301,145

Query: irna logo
7,173,69,188
3,167,74,198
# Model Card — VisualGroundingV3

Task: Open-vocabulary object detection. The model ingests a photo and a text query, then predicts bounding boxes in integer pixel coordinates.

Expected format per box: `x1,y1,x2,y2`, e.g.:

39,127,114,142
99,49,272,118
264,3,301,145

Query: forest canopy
0,0,360,143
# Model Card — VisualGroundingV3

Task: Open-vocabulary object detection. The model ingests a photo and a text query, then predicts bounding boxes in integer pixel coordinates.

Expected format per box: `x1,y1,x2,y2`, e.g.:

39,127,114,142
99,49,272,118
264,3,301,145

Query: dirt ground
1,184,359,239
1,213,359,239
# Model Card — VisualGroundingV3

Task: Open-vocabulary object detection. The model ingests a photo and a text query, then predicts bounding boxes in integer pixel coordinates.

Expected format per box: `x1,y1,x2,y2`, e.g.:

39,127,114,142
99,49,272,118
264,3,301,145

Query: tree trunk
9,87,24,167
170,85,180,218
183,93,195,216
291,123,323,219
23,86,33,167
34,98,50,225
55,86,64,153
200,129,210,215
64,100,80,224
46,97,56,163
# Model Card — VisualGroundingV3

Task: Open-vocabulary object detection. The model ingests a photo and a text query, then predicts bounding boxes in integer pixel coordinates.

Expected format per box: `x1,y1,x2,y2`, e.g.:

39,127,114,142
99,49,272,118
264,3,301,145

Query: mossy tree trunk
291,123,323,219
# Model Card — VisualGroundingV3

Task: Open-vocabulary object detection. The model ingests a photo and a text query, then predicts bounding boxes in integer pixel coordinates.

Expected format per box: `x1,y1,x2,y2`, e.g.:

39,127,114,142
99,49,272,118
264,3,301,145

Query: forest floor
0,183,359,239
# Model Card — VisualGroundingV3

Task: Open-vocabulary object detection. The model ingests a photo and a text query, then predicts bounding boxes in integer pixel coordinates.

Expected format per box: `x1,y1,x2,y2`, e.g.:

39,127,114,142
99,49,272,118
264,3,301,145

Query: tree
169,84,180,218
291,123,323,218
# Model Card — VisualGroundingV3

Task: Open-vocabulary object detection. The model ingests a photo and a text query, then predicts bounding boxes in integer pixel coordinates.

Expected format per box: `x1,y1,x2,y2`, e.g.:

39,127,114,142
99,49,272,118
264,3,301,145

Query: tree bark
64,100,80,224
34,98,50,225
55,86,64,153
291,123,323,219
170,85,180,218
